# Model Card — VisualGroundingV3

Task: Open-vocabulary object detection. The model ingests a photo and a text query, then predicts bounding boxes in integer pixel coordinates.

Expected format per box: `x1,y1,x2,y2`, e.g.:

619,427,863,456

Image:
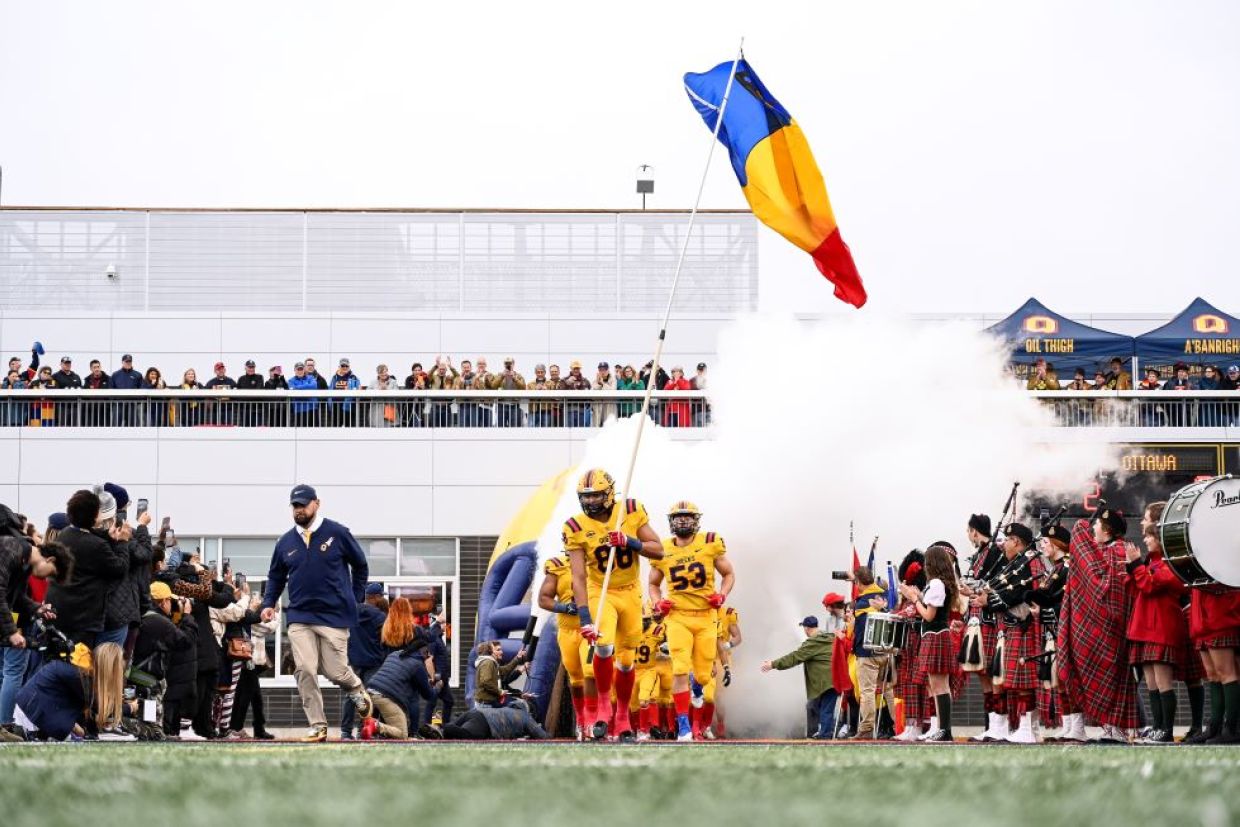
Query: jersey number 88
594,545,635,572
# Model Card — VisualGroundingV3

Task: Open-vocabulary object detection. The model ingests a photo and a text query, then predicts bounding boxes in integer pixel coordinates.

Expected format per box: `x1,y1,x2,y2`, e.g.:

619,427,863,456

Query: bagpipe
981,503,1070,622
962,482,1019,594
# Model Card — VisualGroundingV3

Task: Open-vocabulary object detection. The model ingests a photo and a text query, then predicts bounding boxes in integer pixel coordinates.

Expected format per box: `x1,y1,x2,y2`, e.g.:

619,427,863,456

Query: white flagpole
589,38,745,663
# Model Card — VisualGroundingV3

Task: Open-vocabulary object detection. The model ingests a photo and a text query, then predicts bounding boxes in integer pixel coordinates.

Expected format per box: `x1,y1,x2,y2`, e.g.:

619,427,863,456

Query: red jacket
1189,587,1240,641
662,377,693,427
831,629,853,695
1126,554,1187,646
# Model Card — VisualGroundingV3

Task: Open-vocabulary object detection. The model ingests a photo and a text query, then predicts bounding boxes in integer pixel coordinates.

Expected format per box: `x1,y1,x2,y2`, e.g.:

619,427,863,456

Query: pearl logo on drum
1211,489,1240,509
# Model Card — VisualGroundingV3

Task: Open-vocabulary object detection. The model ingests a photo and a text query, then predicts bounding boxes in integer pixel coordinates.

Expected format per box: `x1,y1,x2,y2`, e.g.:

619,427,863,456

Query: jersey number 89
595,545,635,572
669,562,707,591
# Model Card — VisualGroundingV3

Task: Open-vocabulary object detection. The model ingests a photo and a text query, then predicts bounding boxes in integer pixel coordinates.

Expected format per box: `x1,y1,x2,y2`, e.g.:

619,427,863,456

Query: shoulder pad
626,498,638,515
564,517,582,533
544,556,564,573
706,532,716,544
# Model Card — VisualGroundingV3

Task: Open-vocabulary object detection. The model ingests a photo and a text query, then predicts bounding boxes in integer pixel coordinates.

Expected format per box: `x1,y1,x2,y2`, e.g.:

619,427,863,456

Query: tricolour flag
684,58,866,308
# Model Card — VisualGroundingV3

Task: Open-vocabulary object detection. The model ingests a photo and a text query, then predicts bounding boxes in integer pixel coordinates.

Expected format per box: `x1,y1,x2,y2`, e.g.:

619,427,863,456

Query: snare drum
862,611,908,654
1160,475,1240,588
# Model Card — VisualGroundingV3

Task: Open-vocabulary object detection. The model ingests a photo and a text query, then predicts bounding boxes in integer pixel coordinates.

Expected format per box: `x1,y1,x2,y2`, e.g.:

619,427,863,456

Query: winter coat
348,601,387,670
262,518,368,629
368,376,400,428
288,374,319,412
111,368,144,389
771,631,835,699
425,622,451,680
367,648,434,714
263,376,289,390
474,654,522,706
1126,554,1188,646
133,608,197,681
163,611,200,701
474,705,549,739
0,536,37,638
44,527,128,642
103,525,153,631
236,373,264,390
15,659,87,740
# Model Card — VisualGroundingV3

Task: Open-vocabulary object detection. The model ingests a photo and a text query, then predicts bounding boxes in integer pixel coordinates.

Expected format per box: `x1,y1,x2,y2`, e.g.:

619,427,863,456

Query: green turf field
3,743,1238,827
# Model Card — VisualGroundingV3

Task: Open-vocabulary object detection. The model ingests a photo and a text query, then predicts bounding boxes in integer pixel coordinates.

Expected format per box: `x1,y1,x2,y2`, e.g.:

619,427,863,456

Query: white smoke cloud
535,313,1115,736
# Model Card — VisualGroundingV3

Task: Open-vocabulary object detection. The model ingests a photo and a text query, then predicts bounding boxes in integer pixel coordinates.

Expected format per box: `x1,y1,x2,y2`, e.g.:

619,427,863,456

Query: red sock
583,693,598,728
983,692,994,714
572,694,587,731
993,693,1007,716
615,668,636,710
716,719,726,738
593,655,615,698
702,702,715,731
661,706,672,730
674,690,691,717
641,705,654,732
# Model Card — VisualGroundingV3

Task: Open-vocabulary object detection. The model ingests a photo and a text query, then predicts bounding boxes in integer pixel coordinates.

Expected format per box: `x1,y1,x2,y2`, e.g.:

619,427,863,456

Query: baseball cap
214,361,225,371
294,362,305,370
821,592,846,607
800,615,819,628
150,581,173,601
290,484,318,506
245,359,256,368
122,354,133,362
364,583,385,596
1229,365,1239,373
697,362,707,370
60,356,72,364
598,361,609,369
339,358,350,367
570,360,582,369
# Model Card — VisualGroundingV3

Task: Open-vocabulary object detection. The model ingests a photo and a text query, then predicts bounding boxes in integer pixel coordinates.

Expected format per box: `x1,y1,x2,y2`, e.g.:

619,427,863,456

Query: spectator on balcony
2,369,29,427
1162,361,1195,427
7,345,40,385
1067,368,1090,391
1221,365,1240,391
640,360,669,391
236,360,263,390
427,358,459,428
83,359,111,391
562,361,591,427
110,355,143,426
329,359,361,427
52,356,82,389
204,362,235,391
456,360,482,427
81,360,112,427
691,362,711,426
662,366,693,428
233,360,265,427
173,368,203,428
528,364,552,427
203,362,236,426
1139,368,1161,391
369,364,400,428
492,356,525,427
592,361,616,427
617,364,644,419
265,366,288,390
289,362,320,427
1091,370,1108,391
1106,357,1133,390
141,367,167,428
304,358,329,391
1025,358,1060,391
463,358,494,427
1199,365,1221,391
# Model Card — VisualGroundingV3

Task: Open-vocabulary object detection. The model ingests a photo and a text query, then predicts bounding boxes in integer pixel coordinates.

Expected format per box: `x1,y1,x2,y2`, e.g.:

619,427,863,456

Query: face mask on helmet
642,615,653,632
579,491,610,517
669,513,699,537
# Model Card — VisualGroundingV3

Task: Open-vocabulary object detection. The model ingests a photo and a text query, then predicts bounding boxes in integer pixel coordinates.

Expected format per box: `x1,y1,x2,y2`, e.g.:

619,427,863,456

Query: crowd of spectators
1025,357,1240,393
0,485,278,742
0,346,711,429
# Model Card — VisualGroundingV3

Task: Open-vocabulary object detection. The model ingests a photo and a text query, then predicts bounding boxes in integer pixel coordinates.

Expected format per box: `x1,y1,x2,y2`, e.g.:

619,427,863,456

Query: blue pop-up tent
985,297,1135,377
1135,297,1240,371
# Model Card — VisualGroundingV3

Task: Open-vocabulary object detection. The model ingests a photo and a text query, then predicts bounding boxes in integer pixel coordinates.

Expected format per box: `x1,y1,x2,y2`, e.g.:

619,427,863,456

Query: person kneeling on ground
440,705,550,740
361,633,435,740
13,642,129,741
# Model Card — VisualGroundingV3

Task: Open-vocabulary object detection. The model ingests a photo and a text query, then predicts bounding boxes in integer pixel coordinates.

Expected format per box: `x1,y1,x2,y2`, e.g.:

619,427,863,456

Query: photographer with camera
0,515,75,737
133,581,198,736
44,489,129,648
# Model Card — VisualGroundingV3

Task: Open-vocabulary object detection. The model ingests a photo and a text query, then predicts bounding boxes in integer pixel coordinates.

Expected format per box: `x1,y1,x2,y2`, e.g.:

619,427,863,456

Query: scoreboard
1029,444,1229,536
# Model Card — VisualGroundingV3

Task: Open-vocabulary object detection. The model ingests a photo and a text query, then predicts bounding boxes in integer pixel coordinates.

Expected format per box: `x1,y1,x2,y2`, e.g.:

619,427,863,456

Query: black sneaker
1206,726,1240,745
1184,727,1215,745
1180,727,1202,743
591,721,609,741
252,729,276,740
1142,729,1173,744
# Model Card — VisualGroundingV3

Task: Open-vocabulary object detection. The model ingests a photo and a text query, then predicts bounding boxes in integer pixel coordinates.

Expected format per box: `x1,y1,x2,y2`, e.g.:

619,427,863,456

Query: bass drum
1160,475,1240,588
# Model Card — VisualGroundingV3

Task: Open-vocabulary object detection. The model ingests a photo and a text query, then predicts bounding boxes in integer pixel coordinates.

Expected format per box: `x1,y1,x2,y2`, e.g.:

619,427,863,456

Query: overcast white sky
2,0,1237,315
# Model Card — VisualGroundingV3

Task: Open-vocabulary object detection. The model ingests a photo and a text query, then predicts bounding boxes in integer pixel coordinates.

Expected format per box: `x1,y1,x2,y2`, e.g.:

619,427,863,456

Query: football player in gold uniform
562,468,663,740
537,554,594,738
649,501,734,741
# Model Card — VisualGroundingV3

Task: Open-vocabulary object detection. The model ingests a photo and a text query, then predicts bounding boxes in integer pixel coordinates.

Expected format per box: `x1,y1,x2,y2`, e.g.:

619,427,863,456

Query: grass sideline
3,742,1239,827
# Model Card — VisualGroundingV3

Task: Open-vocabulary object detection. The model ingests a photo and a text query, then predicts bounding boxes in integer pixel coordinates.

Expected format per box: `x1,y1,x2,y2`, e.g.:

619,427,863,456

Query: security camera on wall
105,264,117,280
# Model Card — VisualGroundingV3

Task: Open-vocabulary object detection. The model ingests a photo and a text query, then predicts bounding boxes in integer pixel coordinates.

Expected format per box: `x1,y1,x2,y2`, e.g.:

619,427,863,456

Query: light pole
636,164,654,210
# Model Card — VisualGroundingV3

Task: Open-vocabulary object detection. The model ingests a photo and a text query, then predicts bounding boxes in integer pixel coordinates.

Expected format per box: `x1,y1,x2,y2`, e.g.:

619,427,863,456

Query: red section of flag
851,546,862,601
811,228,866,309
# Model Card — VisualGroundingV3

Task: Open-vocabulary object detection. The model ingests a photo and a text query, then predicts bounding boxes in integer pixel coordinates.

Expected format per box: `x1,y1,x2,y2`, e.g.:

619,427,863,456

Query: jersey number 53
669,562,707,591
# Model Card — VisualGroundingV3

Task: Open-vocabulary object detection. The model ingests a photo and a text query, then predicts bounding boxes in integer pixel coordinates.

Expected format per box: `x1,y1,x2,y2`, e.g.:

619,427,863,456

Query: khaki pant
856,654,897,738
371,693,408,739
288,623,362,728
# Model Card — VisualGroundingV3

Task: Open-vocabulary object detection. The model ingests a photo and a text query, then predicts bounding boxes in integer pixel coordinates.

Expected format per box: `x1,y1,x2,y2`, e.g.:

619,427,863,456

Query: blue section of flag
885,562,898,609
683,59,792,187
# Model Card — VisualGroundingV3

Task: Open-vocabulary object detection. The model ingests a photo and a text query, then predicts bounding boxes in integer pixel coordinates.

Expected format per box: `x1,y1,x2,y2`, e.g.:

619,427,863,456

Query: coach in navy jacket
260,484,372,741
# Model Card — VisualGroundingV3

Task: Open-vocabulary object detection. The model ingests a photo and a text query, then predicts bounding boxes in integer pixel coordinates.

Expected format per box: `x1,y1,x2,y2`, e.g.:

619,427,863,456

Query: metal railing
0,390,713,429
1030,390,1240,428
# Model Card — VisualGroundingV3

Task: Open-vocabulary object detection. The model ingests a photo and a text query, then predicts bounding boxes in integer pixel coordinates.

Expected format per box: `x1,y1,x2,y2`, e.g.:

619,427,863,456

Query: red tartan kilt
1001,623,1043,691
1197,632,1240,651
1180,644,1206,683
1127,640,1185,669
917,629,956,676
896,629,922,688
978,621,997,662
